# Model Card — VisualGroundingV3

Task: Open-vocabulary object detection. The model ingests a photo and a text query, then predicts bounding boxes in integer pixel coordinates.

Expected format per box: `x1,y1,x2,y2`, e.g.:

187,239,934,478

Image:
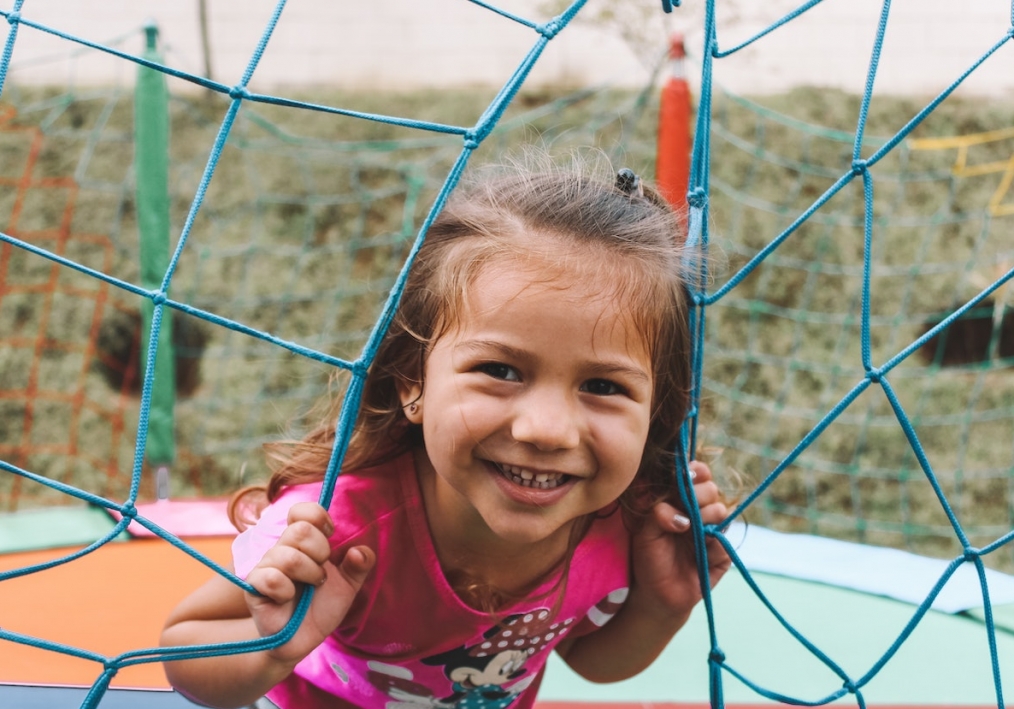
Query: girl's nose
511,389,581,451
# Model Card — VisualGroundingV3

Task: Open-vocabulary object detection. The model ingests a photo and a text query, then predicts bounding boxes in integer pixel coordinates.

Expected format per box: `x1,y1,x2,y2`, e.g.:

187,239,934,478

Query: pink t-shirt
232,452,630,709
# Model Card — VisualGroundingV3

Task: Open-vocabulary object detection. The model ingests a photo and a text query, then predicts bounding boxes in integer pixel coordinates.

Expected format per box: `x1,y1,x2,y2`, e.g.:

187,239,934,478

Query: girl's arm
160,502,375,708
554,461,730,682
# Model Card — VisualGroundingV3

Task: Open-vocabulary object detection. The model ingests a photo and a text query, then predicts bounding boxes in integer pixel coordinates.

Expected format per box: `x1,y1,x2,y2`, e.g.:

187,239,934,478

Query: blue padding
0,685,203,709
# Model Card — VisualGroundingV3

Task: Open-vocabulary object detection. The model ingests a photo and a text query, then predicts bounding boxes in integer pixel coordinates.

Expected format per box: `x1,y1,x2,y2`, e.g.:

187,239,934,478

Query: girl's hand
630,460,731,621
244,502,375,667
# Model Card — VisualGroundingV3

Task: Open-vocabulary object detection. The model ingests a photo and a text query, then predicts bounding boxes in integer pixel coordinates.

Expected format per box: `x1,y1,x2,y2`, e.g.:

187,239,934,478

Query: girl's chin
480,516,575,550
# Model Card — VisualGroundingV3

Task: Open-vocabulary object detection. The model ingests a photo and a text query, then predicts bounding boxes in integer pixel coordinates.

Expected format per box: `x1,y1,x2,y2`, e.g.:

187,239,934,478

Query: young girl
161,159,731,709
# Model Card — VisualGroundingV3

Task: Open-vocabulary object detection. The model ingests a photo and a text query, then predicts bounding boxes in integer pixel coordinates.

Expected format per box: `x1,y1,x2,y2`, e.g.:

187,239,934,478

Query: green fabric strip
135,25,175,466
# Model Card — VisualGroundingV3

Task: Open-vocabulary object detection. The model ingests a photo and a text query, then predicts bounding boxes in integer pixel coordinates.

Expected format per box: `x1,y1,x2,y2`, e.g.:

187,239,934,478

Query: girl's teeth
498,463,565,489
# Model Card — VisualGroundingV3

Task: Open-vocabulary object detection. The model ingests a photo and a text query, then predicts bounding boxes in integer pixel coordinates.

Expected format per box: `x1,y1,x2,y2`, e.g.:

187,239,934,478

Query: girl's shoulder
327,449,417,516
233,451,417,577
270,449,414,512
573,506,630,565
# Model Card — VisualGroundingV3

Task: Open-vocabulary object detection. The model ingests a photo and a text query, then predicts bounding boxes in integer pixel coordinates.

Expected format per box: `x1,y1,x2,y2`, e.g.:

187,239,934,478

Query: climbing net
1,0,1013,707
703,84,1014,572
685,2,1014,704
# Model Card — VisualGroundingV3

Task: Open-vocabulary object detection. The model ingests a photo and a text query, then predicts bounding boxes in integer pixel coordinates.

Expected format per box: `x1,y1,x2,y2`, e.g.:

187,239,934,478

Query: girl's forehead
480,232,619,287
456,255,653,355
473,249,623,307
431,229,666,358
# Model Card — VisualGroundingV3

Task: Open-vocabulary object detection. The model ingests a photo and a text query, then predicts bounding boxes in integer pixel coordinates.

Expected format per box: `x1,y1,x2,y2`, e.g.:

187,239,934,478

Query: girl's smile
489,461,570,490
400,236,654,567
486,459,578,506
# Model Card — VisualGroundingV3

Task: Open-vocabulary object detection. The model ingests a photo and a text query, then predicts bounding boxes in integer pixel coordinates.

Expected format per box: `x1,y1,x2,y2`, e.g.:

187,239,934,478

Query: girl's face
400,239,654,556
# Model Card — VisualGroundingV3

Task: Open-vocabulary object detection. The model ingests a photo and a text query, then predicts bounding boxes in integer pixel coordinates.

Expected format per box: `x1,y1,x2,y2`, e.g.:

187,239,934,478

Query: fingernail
674,513,690,527
688,467,697,481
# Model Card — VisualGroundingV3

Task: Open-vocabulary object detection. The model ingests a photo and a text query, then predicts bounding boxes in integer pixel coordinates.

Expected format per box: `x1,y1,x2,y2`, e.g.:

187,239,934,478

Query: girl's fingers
654,482,729,533
277,518,333,566
691,480,723,508
336,546,376,589
271,502,334,571
252,544,328,601
287,501,334,537
688,460,712,482
248,564,299,604
651,501,690,533
698,501,729,526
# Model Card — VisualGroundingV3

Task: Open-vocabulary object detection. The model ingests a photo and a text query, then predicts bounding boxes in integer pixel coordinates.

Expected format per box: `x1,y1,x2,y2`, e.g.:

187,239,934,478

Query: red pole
655,34,692,218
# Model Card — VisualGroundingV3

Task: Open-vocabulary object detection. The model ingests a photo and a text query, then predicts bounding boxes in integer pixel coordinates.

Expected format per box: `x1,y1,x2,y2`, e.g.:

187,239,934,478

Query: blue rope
0,0,25,94
713,0,828,59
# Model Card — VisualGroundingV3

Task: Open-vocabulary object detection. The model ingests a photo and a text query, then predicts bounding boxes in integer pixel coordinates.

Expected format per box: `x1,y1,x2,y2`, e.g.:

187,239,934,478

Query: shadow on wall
918,299,1014,367
93,308,210,398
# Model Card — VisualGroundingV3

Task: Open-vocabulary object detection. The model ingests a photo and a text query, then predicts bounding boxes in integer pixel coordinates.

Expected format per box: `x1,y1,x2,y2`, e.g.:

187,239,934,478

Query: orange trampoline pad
0,537,234,688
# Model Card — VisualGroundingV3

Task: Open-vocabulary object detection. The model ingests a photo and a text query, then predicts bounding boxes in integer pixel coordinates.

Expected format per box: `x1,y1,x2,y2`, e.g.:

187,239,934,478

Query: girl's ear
398,381,424,424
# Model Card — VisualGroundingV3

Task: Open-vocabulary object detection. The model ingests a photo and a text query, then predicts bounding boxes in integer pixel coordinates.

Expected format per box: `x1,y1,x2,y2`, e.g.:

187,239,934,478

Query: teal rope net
683,1,1014,705
1,0,1013,707
704,84,1014,571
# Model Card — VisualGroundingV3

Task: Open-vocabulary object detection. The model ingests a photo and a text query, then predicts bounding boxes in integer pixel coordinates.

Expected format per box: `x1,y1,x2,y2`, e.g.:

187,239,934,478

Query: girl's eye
581,378,623,396
478,363,520,381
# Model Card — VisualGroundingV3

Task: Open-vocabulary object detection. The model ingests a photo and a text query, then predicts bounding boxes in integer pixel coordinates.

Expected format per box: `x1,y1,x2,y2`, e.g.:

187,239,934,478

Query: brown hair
230,156,696,609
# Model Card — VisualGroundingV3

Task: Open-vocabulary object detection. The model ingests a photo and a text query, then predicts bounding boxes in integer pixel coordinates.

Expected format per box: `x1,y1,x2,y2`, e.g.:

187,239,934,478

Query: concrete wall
3,0,1013,97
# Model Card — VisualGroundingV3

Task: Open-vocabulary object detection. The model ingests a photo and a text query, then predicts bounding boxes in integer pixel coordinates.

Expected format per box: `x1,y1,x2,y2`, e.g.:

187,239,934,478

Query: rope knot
842,678,859,694
687,188,707,208
851,159,867,176
462,131,480,150
963,546,979,562
6,11,20,25
866,366,882,383
228,85,249,101
708,648,726,664
120,502,137,519
152,290,168,306
690,290,704,306
536,19,562,39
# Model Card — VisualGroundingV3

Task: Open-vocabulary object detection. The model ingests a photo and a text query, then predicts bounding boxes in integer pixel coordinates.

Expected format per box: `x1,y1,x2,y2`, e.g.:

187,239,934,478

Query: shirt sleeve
231,483,323,578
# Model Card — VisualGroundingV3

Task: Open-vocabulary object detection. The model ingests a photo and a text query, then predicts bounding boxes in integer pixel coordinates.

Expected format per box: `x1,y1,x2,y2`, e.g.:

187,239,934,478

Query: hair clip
615,168,645,198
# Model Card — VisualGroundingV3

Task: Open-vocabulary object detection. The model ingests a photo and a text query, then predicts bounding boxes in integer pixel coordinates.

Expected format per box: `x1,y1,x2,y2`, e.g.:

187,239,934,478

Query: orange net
0,103,137,510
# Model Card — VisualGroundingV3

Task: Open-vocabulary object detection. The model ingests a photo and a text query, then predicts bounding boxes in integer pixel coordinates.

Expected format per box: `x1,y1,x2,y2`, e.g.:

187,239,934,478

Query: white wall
2,0,1013,96
2,0,654,92
706,0,1014,98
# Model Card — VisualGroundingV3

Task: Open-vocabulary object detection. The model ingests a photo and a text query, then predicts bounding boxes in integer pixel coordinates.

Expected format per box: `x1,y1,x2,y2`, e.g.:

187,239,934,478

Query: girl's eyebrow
455,339,530,361
585,361,652,385
456,339,651,384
